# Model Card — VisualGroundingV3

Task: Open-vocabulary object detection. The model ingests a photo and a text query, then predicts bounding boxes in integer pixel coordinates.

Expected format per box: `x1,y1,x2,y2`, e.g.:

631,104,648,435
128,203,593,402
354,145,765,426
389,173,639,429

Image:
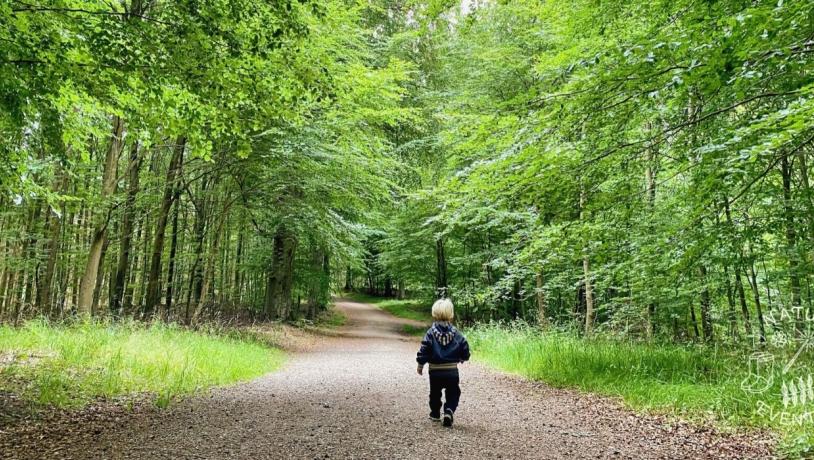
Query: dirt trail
2,299,774,459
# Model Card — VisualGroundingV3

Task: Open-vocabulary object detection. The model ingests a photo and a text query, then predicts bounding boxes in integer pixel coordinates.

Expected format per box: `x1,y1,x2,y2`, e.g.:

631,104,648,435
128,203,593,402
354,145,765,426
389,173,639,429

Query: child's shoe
429,412,441,422
442,409,454,427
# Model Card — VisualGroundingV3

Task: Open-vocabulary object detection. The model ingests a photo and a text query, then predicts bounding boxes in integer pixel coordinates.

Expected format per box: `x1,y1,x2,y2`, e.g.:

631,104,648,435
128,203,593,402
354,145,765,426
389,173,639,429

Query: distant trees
0,1,409,323
371,0,814,344
5,0,814,346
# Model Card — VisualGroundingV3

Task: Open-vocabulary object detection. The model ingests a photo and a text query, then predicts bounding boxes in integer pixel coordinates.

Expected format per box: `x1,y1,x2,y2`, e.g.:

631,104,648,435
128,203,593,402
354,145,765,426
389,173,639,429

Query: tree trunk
306,248,324,320
232,227,244,305
723,264,739,339
644,126,658,338
91,237,109,313
77,116,124,315
112,141,141,315
397,279,405,300
536,271,547,326
193,203,226,323
781,156,803,333
38,185,64,313
264,226,296,320
580,186,595,335
345,265,353,291
689,302,700,340
187,177,212,316
384,275,394,298
698,264,714,342
144,136,185,317
435,237,447,297
723,199,751,338
747,251,767,343
734,266,752,338
164,194,181,319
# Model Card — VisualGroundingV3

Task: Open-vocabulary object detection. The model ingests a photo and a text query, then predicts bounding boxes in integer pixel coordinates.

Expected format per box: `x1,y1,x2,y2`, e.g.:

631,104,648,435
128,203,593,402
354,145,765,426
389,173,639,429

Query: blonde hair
431,298,454,321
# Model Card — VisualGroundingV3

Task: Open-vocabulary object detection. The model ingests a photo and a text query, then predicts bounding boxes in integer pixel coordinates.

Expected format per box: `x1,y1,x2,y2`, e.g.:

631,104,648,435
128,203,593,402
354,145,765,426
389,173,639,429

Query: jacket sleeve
459,335,471,362
416,330,433,365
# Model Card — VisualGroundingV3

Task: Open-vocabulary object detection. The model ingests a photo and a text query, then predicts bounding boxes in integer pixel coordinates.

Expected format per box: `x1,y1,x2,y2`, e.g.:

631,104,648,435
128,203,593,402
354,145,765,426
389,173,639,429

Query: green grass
293,306,348,330
316,307,347,328
467,322,814,457
0,319,284,409
401,324,428,336
343,292,433,323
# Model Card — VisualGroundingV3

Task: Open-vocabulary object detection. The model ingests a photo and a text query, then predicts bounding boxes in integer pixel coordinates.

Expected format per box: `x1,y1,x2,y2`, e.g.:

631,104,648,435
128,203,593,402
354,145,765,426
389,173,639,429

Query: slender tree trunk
644,126,658,338
165,196,181,319
193,203,226,323
781,156,803,333
345,266,353,291
510,280,521,319
21,204,43,314
264,226,296,320
435,237,447,297
723,199,751,338
233,229,243,304
322,253,331,307
112,141,141,315
734,266,751,337
689,303,700,340
123,219,142,315
144,136,185,317
580,186,595,335
536,271,547,326
78,116,124,315
38,175,65,314
91,238,109,313
188,177,212,313
723,264,739,339
306,247,324,320
746,251,767,343
698,264,714,342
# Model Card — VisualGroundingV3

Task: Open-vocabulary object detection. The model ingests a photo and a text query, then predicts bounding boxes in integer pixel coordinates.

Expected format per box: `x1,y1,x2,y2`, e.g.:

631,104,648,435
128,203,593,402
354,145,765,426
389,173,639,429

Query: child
416,298,470,427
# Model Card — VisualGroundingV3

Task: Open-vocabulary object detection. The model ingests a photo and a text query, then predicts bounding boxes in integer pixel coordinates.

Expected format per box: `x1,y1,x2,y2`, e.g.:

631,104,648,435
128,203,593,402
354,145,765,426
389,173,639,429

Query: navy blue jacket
416,322,471,366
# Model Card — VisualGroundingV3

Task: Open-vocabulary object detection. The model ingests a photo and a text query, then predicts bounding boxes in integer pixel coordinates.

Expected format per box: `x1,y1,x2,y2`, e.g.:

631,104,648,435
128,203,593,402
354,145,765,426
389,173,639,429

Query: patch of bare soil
0,300,775,459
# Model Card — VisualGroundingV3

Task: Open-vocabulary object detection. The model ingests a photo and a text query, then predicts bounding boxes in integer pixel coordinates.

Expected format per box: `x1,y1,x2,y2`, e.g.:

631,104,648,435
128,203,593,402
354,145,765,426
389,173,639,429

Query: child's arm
416,330,432,375
460,335,471,363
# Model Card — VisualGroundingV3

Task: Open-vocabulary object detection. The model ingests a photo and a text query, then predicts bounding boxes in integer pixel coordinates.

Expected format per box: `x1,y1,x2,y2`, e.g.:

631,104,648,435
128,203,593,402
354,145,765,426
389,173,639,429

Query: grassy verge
342,292,433,323
315,306,347,328
401,324,428,336
293,305,348,330
467,322,813,456
0,319,284,409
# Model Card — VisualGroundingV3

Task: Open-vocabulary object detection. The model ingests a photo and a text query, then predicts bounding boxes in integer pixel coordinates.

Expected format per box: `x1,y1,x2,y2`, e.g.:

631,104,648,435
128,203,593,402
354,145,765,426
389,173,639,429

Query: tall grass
0,319,284,408
467,322,814,455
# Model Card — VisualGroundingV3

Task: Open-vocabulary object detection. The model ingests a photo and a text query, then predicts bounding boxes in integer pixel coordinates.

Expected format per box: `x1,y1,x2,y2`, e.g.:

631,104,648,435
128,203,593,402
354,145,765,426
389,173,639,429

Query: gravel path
2,299,774,459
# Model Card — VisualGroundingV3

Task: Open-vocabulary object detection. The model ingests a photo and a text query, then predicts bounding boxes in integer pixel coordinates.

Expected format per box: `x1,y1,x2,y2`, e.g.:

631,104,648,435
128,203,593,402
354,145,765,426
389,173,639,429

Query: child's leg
442,372,461,414
428,373,443,417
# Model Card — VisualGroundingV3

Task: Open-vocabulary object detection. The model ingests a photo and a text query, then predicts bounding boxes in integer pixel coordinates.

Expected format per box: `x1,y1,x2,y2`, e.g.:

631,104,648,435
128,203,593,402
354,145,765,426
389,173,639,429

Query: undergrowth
0,319,284,409
467,322,814,457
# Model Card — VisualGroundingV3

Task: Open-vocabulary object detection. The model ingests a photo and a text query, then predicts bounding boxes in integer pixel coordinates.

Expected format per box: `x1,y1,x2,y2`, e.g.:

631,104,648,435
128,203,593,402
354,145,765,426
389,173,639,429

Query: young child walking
416,298,470,427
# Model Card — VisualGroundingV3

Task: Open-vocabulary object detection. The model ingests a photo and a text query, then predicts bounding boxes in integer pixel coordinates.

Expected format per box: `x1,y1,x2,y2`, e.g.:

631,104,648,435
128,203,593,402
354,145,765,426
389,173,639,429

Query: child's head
431,298,454,322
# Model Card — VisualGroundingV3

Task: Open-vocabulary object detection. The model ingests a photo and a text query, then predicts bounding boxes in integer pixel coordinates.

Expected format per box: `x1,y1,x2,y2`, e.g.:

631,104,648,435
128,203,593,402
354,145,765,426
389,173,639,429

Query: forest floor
0,299,776,459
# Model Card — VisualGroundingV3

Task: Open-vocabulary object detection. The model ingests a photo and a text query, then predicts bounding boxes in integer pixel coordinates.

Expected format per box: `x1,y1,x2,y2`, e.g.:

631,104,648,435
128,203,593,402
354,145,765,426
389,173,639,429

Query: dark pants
429,369,461,416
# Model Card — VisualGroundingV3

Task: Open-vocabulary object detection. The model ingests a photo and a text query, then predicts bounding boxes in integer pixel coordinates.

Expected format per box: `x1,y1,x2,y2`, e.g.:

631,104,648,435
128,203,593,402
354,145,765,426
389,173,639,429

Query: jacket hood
431,321,456,347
